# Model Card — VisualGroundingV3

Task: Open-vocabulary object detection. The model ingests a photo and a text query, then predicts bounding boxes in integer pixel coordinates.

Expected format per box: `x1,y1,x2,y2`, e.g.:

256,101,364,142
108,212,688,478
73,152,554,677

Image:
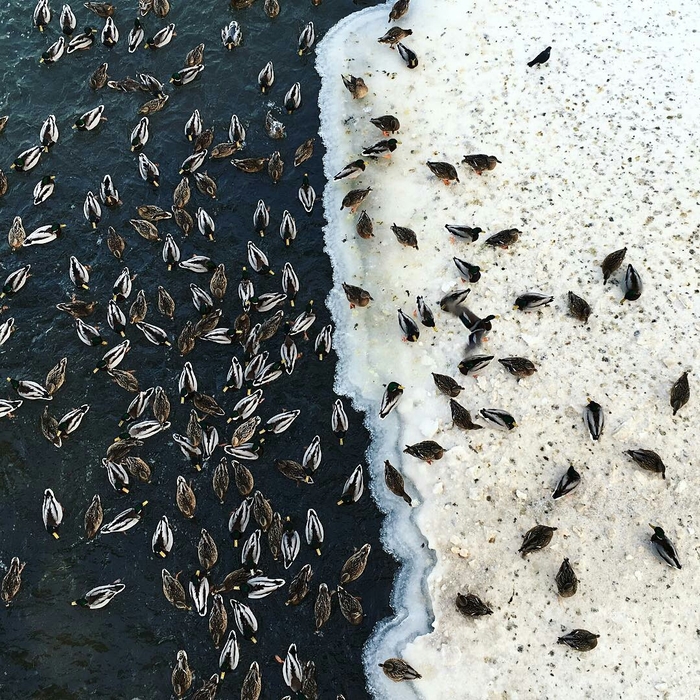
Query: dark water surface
0,0,393,697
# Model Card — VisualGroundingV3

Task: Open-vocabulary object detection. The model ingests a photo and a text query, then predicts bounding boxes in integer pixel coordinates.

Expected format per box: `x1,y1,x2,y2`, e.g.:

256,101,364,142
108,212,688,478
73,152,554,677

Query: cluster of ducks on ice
0,0,432,697
326,0,693,680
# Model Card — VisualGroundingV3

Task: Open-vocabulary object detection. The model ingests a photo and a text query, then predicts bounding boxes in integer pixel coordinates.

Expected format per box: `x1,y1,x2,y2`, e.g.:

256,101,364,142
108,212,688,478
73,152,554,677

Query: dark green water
0,0,394,697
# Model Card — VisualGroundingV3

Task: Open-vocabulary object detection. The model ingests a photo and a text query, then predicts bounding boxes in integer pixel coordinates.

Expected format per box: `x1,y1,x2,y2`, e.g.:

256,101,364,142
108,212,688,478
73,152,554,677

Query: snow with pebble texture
318,0,700,698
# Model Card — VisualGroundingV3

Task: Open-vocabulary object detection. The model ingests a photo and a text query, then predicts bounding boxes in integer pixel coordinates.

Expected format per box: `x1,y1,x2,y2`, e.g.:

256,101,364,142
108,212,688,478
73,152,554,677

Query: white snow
318,0,700,697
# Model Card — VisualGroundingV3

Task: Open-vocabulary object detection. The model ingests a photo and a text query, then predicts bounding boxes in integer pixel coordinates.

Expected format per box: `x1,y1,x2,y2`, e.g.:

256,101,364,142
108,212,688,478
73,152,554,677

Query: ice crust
318,0,700,697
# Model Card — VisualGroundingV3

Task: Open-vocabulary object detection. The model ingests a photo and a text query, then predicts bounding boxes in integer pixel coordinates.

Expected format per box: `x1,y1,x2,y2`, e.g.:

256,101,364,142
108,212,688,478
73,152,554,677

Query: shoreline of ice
318,0,700,697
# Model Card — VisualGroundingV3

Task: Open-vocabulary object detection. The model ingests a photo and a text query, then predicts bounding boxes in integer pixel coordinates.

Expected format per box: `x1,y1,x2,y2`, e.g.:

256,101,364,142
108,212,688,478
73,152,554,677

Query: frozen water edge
317,3,435,699
318,0,700,698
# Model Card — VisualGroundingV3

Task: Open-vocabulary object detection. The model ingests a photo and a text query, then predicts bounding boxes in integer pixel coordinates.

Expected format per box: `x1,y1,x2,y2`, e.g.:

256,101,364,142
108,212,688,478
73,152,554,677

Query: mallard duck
445,224,482,242
456,592,492,617
650,524,681,568
7,218,23,250
83,191,101,228
2,264,31,297
195,529,218,571
72,581,125,608
334,159,365,180
171,64,204,86
42,488,63,537
181,150,207,174
146,22,175,48
0,399,23,419
284,82,301,113
22,223,64,247
341,74,368,99
626,449,665,478
379,382,403,419
557,629,599,652
126,18,144,52
176,475,196,518
207,594,227,649
426,160,458,184
499,356,536,377
172,651,193,698
463,154,500,174
555,558,578,597
384,460,412,505
11,146,43,172
370,115,400,135
230,598,258,643
138,152,160,186
378,26,412,48
55,298,97,318
519,524,557,556
221,21,242,49
337,586,363,625
250,491,272,533
60,4,77,34
286,564,312,606
0,318,14,347
130,116,149,150
84,2,114,17
1,557,26,604
397,308,419,341
190,675,219,700
582,399,604,440
294,137,314,167
361,138,398,159
341,282,371,308
313,325,332,361
485,228,520,247
228,113,246,145
282,643,303,693
101,16,118,46
397,42,418,68
44,358,67,397
340,187,371,212
185,42,204,66
404,440,443,463
278,210,295,245
670,370,690,415
298,21,315,54
73,104,105,131
264,111,286,139
380,658,421,682
231,157,268,174
552,465,580,499
99,174,120,208
209,142,238,159
268,150,284,183
39,114,59,148
184,109,202,140
601,247,626,284
67,27,96,53
40,35,66,63
8,378,51,401
194,128,214,154
567,291,591,323
281,262,299,306
622,264,642,302
264,0,279,17
162,568,189,610
388,0,410,21
339,543,370,585
138,94,169,115
514,292,553,311
338,463,363,504
312,583,332,631
391,223,418,249
34,0,51,31
241,662,261,700
0,170,8,198
258,61,274,92
33,176,55,206
83,494,103,539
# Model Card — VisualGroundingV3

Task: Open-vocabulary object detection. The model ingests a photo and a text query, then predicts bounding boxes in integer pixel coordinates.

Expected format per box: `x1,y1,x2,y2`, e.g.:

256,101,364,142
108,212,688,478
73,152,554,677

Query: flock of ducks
325,0,694,681
0,0,429,698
